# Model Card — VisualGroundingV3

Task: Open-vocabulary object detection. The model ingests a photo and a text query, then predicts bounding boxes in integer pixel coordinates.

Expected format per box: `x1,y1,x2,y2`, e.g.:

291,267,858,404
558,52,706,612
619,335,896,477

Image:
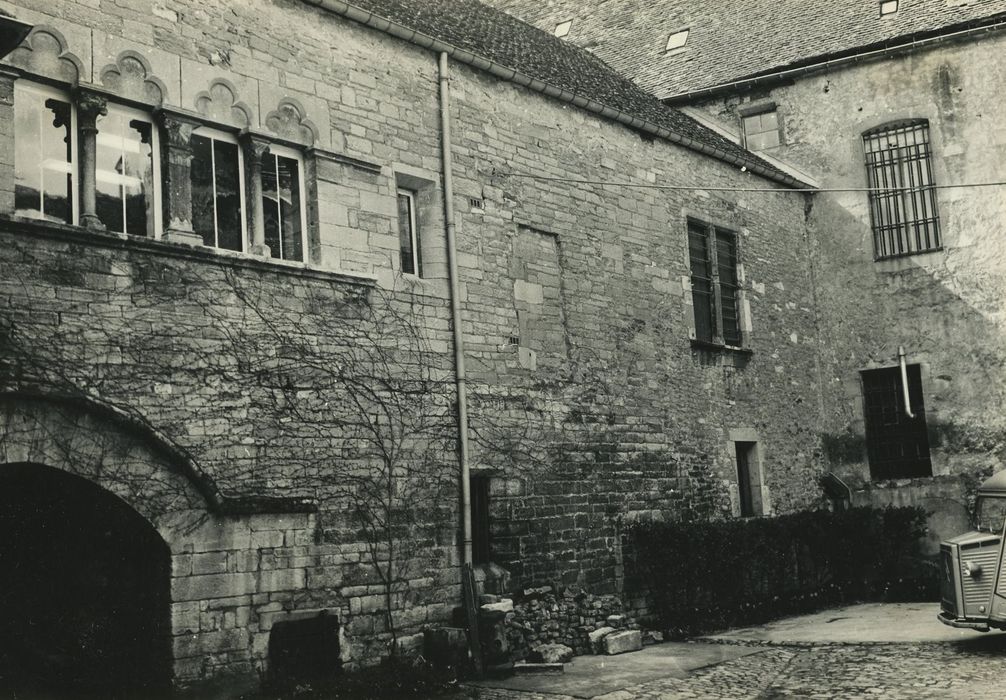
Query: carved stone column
0,67,19,215
159,112,203,245
76,89,107,231
240,133,271,257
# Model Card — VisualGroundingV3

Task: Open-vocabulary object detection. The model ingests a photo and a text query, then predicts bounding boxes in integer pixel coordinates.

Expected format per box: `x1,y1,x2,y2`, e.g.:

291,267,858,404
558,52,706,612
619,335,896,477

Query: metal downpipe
439,51,473,566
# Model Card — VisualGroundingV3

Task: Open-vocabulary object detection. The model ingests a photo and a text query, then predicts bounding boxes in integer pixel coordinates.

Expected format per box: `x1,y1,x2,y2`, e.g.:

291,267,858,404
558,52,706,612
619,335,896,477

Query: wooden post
462,562,484,678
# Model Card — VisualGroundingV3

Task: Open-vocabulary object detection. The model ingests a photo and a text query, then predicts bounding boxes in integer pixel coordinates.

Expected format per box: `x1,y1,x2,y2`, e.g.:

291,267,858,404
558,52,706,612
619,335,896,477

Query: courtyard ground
467,603,1006,699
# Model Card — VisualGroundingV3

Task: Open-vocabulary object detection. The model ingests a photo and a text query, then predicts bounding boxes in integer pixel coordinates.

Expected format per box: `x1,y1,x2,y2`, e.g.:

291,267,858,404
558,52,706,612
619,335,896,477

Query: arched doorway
0,463,173,698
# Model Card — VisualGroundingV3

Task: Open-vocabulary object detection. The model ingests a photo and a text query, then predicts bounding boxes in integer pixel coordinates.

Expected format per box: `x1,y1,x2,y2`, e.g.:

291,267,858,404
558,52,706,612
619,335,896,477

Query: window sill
873,247,945,273
690,338,753,355
2,215,378,287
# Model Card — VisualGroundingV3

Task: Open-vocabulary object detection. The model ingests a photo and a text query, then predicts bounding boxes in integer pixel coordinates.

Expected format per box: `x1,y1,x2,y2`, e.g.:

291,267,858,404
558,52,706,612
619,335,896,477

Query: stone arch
4,25,84,85
99,49,168,106
265,97,318,145
0,391,218,539
194,77,252,128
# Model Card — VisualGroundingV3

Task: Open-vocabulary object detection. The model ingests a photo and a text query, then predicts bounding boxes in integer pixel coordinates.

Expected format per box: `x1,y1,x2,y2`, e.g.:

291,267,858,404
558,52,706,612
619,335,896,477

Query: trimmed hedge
626,507,938,638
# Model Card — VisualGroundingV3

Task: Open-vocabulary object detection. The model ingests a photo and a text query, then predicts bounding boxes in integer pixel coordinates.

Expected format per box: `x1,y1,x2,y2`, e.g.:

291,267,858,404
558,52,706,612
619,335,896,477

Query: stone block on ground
588,626,616,653
531,642,574,664
642,629,664,645
604,629,642,655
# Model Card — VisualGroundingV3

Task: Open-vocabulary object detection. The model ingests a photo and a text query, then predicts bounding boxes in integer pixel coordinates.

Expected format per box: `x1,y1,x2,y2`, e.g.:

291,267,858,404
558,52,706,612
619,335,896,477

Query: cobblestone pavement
469,636,1006,699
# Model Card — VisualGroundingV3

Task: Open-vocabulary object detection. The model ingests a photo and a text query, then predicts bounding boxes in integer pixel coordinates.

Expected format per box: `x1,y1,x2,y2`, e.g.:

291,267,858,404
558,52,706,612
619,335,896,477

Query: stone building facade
492,0,1006,550
0,0,830,692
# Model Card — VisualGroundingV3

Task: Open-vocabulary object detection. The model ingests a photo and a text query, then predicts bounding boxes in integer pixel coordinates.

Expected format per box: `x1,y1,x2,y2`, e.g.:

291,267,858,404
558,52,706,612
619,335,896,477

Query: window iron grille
688,219,742,347
862,365,932,480
863,120,941,260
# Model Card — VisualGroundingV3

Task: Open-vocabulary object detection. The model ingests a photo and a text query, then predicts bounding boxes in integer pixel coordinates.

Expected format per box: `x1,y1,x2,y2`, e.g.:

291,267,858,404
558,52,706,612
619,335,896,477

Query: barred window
862,365,932,480
688,220,742,347
863,120,941,259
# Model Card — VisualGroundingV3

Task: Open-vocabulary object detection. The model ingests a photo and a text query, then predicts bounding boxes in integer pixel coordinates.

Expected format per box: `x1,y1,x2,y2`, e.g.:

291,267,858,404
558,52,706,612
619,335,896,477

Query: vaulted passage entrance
0,463,173,698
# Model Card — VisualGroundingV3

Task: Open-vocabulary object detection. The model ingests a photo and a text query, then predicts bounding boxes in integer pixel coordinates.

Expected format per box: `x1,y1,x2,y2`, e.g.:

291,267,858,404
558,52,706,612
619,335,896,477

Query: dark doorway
0,463,173,699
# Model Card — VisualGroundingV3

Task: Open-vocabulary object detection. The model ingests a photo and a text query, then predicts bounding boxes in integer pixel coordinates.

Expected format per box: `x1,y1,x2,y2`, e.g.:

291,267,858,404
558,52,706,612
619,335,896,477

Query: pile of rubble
480,586,662,664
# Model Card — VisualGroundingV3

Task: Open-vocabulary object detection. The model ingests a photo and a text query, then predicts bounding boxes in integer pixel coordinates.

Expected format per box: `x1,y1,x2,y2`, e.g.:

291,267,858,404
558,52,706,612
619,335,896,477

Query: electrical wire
494,171,1006,194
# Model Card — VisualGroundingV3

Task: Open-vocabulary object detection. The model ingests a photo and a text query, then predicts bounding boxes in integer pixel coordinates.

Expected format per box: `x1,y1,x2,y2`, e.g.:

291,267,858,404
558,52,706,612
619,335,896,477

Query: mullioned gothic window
190,126,245,252
261,145,307,263
95,105,160,238
14,81,75,224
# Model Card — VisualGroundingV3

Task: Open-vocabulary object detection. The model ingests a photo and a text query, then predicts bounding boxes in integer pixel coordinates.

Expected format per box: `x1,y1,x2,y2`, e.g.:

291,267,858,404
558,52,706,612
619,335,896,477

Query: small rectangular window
741,109,781,151
688,219,742,348
471,475,491,566
862,365,932,480
95,105,160,238
880,0,899,15
863,121,941,259
397,189,422,276
261,145,307,262
14,82,76,225
191,128,245,252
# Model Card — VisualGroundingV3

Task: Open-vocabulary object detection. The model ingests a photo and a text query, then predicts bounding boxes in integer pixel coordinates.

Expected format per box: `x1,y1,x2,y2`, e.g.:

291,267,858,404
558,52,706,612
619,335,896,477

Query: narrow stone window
735,441,762,517
95,105,160,237
688,219,742,348
261,144,307,262
863,120,941,259
14,82,75,224
471,474,491,566
741,108,782,151
862,365,933,480
190,127,245,251
397,188,422,276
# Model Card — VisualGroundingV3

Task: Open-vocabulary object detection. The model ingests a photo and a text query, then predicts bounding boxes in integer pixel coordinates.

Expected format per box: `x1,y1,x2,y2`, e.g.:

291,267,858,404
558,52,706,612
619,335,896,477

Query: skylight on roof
665,29,689,53
880,0,899,15
554,20,572,38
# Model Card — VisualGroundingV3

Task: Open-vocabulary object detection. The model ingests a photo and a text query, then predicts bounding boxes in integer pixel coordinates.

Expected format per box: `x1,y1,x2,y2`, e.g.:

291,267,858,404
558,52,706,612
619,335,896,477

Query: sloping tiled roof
317,0,801,185
487,0,1006,99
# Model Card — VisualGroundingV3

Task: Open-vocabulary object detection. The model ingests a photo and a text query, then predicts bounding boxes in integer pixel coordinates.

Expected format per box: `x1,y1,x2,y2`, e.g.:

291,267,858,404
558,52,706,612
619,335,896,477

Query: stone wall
692,31,1006,542
0,0,828,689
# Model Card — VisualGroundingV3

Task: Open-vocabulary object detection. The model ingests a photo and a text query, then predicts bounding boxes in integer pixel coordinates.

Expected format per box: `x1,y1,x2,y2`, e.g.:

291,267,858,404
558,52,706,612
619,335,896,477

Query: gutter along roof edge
301,0,810,189
663,14,1006,105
